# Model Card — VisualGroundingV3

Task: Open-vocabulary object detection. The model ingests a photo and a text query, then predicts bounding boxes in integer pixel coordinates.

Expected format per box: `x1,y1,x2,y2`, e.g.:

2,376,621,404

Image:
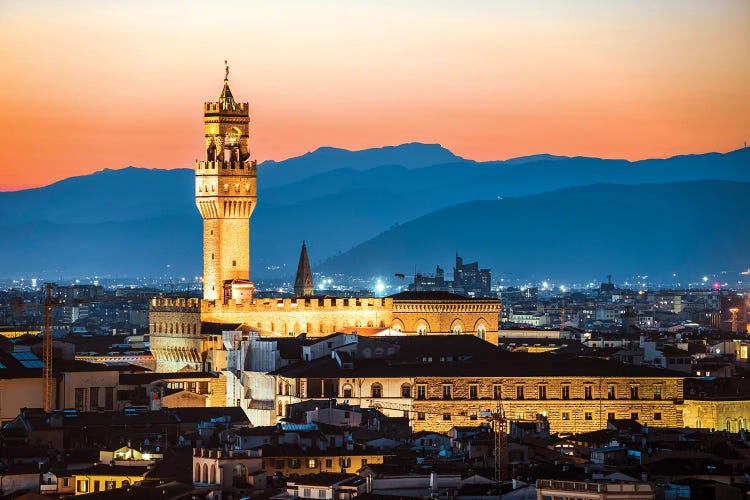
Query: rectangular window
608,412,615,421
493,384,502,400
290,459,301,469
307,459,318,468
105,387,114,410
631,412,639,421
319,489,326,499
77,480,88,493
343,387,352,398
654,412,662,421
325,459,332,469
361,458,368,466
516,385,524,400
89,387,99,409
584,385,593,400
630,386,639,400
340,458,351,468
562,412,570,420
416,385,427,400
417,412,426,420
538,385,547,400
442,384,452,400
561,385,570,400
303,488,311,498
75,388,86,411
653,385,662,400
443,413,451,420
469,384,478,400
607,385,616,400
585,412,593,420
93,480,100,492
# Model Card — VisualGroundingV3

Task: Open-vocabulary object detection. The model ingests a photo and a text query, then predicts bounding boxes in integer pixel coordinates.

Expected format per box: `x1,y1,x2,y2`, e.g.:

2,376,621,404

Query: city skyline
1,0,749,190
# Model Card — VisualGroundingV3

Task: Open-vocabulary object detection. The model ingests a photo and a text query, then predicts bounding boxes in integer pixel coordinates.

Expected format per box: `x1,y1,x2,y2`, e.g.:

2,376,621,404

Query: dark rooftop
272,336,684,379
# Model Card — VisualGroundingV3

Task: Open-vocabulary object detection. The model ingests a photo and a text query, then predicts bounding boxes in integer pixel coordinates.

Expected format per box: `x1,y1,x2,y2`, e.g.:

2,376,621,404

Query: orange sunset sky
1,0,748,191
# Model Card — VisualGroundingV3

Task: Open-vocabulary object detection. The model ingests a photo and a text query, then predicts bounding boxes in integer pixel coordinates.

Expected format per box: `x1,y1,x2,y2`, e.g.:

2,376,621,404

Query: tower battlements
204,101,248,115
195,160,257,173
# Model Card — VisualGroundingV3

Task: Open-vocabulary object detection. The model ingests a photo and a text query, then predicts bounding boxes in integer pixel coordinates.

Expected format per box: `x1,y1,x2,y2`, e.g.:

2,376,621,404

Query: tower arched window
371,383,383,398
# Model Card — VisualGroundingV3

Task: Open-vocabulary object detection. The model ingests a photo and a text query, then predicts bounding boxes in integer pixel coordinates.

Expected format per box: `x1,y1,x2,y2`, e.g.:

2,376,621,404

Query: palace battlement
204,296,393,313
150,296,393,314
195,160,257,173
204,101,248,114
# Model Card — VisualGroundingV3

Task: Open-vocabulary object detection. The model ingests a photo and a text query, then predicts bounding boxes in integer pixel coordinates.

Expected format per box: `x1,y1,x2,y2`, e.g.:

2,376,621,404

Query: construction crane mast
43,283,53,412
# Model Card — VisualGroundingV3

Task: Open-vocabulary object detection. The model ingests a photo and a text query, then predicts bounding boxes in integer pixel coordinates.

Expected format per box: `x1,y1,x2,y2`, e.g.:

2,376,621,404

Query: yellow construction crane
23,283,96,412
367,398,510,482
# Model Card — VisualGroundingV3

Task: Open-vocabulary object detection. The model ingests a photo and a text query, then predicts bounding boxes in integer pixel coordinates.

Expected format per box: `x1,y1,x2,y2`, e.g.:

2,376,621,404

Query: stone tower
294,241,314,297
195,64,257,301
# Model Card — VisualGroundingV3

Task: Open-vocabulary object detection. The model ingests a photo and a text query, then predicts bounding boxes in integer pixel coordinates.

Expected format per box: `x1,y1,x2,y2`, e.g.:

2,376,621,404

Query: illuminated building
149,69,501,373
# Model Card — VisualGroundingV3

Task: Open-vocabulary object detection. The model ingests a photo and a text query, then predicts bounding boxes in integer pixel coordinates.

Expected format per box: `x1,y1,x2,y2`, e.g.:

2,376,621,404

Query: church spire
294,241,314,297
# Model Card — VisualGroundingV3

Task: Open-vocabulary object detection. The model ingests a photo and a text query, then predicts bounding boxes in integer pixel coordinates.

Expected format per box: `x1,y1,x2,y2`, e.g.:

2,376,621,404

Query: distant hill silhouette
0,144,749,279
258,142,469,188
317,181,750,282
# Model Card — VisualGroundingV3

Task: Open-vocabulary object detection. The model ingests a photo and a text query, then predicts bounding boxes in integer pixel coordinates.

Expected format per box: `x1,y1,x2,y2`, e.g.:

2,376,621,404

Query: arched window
401,384,411,398
727,419,732,432
739,418,746,431
452,324,463,335
233,464,247,482
194,463,201,482
416,324,427,336
202,463,208,483
371,383,383,398
391,324,402,332
278,381,284,395
277,401,283,416
476,324,487,340
342,383,353,398
210,464,216,484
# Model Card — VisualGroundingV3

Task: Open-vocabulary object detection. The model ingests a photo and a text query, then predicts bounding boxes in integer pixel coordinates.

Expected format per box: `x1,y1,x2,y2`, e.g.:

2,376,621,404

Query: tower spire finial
224,59,229,81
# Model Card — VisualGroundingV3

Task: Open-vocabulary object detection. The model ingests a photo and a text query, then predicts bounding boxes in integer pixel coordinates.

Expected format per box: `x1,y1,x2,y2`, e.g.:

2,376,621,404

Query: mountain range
1,143,749,282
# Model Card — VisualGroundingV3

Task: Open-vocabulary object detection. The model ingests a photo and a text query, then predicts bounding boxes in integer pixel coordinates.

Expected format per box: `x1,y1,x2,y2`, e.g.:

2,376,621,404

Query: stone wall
683,399,750,431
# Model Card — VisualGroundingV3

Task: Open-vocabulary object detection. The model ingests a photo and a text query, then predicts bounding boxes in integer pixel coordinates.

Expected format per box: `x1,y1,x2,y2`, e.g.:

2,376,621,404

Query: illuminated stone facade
196,70,256,302
149,75,501,372
682,399,750,432
268,336,686,435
